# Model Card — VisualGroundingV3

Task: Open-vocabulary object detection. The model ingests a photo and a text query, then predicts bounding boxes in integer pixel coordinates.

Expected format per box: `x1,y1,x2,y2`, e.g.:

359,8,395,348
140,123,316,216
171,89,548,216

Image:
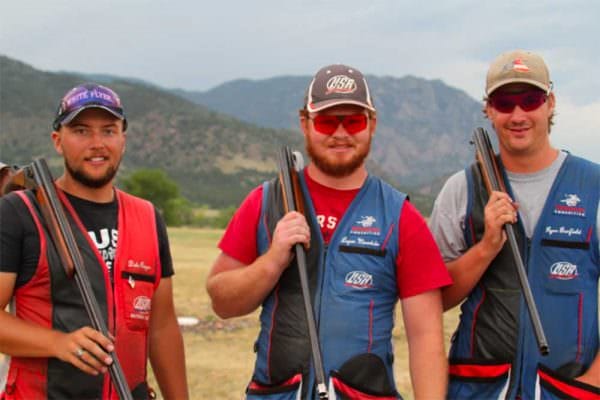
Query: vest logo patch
356,216,376,227
549,261,578,280
344,271,373,289
350,216,381,236
132,296,152,319
560,194,581,207
554,193,586,217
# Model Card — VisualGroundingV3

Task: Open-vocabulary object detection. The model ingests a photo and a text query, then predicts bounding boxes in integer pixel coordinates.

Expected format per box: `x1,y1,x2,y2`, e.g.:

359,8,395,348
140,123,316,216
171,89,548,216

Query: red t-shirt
219,171,451,299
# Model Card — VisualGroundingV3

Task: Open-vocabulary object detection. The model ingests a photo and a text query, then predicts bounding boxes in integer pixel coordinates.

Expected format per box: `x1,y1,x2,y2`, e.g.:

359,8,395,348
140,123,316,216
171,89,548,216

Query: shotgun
472,128,549,356
277,146,328,399
7,158,134,399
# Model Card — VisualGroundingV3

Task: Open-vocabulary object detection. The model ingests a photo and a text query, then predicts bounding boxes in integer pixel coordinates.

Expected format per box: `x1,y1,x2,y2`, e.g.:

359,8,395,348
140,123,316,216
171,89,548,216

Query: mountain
1,55,489,212
0,55,302,207
176,74,490,187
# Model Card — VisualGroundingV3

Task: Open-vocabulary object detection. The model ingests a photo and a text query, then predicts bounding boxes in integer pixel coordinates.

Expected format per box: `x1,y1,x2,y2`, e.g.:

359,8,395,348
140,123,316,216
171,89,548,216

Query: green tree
121,169,188,226
164,197,194,226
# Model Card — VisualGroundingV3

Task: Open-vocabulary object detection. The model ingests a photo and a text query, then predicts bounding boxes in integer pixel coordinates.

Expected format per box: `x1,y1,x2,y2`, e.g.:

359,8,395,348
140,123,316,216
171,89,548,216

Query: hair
481,95,555,134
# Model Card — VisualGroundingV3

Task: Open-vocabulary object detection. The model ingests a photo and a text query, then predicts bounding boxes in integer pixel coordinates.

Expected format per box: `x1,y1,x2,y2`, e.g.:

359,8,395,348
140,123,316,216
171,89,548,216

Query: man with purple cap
430,50,600,398
207,64,451,399
0,83,188,399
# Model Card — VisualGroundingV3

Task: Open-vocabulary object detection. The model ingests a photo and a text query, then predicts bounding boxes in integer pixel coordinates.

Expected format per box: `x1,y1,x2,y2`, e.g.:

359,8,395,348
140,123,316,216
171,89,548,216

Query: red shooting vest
2,189,160,400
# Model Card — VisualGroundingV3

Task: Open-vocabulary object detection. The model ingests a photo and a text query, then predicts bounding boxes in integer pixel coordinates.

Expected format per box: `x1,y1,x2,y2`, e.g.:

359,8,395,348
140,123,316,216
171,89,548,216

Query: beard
65,158,120,189
306,136,371,178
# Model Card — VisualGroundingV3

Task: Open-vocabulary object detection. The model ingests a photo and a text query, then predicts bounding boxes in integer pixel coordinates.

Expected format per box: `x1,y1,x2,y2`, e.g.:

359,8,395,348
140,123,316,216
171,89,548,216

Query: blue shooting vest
448,154,600,399
246,172,406,399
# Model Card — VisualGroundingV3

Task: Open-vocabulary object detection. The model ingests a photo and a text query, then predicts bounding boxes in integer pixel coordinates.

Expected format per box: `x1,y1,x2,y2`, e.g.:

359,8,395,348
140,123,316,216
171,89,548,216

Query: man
207,64,451,399
430,50,600,399
0,83,188,399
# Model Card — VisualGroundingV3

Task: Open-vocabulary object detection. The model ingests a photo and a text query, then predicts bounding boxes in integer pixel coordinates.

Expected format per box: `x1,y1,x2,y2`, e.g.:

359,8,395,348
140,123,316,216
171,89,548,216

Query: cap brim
487,78,550,95
60,104,125,126
306,99,376,113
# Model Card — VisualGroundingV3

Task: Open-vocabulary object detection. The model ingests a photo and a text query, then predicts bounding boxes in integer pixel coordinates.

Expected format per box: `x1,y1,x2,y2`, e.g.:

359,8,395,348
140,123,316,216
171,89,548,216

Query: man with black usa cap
0,83,188,399
430,50,600,399
207,64,452,399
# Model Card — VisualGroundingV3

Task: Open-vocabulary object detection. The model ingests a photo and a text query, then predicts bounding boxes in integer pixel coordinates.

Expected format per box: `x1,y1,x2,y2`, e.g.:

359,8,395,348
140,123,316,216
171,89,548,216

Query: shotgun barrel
277,147,328,399
472,128,549,356
21,158,134,400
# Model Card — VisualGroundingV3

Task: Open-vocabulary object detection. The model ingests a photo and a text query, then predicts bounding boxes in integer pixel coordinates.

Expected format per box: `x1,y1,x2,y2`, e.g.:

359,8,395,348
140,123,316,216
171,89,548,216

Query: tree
121,169,190,226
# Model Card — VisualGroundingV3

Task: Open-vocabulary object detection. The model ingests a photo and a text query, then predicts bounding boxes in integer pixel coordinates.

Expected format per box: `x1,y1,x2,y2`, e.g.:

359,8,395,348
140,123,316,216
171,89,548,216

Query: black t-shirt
0,190,174,288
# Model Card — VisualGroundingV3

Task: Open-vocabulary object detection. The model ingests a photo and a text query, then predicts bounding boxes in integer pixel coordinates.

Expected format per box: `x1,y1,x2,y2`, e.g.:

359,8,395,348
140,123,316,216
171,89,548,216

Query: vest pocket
537,363,600,399
541,238,590,250
339,245,387,257
448,359,511,400
131,381,154,400
246,373,302,399
329,353,400,399
543,261,586,294
120,271,155,331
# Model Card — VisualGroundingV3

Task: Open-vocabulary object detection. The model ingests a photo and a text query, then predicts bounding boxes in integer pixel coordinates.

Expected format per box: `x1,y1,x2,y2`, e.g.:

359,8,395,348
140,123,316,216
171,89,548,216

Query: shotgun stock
472,128,549,356
277,146,328,399
7,158,134,399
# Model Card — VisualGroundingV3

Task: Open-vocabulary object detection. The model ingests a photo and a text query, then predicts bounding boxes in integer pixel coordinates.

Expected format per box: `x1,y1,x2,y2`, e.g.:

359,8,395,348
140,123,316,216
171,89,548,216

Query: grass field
152,227,460,400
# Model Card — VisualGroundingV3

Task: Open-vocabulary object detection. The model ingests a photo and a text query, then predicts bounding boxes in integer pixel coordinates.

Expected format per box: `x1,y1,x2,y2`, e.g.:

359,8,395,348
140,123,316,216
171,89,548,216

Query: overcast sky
2,0,599,162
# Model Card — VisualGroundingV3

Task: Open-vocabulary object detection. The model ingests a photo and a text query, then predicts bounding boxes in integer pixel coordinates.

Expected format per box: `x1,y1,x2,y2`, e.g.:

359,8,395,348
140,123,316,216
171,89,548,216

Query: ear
122,131,127,154
484,101,495,120
51,131,63,155
547,92,556,113
369,114,377,136
299,115,310,138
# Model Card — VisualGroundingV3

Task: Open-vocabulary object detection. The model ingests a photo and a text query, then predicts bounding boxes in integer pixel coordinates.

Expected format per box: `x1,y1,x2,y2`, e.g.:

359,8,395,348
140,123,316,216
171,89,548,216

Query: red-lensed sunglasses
488,90,548,113
310,114,369,135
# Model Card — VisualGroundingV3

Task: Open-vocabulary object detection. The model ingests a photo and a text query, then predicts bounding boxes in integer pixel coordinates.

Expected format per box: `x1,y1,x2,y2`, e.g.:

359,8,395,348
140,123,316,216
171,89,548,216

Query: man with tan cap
430,50,600,398
207,64,452,399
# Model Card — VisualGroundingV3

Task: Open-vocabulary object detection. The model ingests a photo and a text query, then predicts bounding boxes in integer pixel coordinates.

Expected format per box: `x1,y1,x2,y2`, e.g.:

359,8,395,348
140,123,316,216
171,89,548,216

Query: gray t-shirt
429,151,600,262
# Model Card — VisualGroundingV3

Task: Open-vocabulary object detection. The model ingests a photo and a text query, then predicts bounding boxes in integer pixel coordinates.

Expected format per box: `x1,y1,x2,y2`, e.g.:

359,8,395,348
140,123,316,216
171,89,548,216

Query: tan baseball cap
486,50,551,96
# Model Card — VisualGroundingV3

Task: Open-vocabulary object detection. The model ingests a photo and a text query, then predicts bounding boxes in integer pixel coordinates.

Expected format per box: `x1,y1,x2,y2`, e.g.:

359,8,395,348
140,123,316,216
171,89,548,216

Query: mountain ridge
1,55,488,212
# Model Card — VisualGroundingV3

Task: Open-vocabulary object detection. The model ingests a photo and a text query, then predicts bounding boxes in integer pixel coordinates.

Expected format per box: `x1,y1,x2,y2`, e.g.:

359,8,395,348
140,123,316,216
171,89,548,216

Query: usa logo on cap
325,75,357,95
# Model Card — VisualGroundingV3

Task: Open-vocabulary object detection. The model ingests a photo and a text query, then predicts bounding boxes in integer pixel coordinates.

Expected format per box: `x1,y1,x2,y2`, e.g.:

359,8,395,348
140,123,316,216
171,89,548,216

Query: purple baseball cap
53,83,128,131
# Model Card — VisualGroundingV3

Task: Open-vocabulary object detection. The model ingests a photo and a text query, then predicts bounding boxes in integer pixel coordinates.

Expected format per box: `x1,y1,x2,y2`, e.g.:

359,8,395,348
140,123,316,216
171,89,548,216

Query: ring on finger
76,348,84,359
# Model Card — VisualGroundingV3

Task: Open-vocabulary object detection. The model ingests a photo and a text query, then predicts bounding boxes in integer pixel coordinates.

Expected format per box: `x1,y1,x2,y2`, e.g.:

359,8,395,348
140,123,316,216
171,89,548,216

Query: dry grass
0,227,460,398
153,227,461,399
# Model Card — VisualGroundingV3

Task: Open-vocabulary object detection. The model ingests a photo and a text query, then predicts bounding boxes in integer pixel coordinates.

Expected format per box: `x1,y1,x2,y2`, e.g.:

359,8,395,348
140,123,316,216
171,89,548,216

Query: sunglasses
310,114,369,135
488,90,548,113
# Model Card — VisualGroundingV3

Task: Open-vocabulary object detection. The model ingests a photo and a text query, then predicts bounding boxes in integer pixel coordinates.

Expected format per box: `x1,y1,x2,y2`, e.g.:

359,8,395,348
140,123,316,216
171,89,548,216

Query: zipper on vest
316,244,328,330
525,238,531,267
512,236,532,399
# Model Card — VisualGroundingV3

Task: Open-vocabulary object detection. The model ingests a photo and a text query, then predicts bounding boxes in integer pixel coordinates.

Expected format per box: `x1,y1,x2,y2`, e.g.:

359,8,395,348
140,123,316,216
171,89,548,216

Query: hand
480,191,518,258
267,211,311,268
54,326,115,376
576,372,600,387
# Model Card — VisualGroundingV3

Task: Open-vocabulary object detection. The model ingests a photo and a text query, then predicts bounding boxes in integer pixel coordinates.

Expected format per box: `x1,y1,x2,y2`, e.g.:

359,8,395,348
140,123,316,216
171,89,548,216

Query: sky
1,0,599,162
